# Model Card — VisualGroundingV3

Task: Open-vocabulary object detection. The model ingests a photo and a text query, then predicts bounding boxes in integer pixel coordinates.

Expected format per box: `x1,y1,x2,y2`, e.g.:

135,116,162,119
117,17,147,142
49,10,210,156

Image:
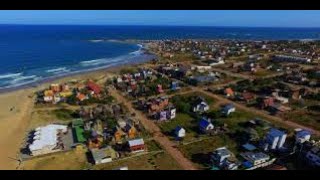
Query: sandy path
109,88,197,170
0,89,34,170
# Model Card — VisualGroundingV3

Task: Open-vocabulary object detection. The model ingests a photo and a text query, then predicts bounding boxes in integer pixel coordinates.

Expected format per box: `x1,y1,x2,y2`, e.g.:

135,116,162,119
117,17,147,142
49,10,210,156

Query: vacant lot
93,152,183,170
22,150,89,170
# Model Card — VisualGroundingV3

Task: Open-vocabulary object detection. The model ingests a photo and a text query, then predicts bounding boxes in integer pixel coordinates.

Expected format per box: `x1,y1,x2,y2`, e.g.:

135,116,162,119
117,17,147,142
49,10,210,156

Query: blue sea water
1,25,320,90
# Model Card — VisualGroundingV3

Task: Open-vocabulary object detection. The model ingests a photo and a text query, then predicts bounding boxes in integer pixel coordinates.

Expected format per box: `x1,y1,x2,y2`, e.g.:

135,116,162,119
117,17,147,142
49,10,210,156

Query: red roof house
87,81,101,95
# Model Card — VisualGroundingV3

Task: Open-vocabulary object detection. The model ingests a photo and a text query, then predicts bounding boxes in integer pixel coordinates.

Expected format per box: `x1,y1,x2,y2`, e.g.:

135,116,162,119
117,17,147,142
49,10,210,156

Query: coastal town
6,39,320,170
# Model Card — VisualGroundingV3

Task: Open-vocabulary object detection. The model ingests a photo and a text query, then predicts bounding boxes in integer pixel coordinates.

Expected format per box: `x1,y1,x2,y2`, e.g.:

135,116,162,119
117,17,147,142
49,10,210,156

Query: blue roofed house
174,126,186,138
171,81,180,91
199,117,214,133
221,104,236,116
264,128,287,151
295,129,311,144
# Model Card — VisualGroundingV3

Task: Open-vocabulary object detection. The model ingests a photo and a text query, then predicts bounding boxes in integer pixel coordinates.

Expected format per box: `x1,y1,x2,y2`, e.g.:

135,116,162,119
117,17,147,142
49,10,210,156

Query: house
29,124,68,156
50,84,61,93
259,96,275,109
224,88,235,97
157,84,164,93
211,147,231,164
166,106,176,120
221,104,236,116
192,97,210,113
147,96,169,114
43,90,54,103
90,146,119,165
240,92,256,103
171,81,180,91
53,94,61,104
306,146,320,167
87,81,101,95
59,91,73,98
114,128,126,143
128,138,145,153
240,152,270,167
264,128,287,150
295,129,311,144
88,136,104,149
199,117,214,133
174,126,186,138
211,147,238,170
61,84,70,92
123,124,137,139
76,93,88,102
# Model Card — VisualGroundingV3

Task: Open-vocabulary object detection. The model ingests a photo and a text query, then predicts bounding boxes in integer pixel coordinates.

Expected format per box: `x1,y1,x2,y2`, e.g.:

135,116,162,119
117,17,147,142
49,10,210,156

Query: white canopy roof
29,124,67,151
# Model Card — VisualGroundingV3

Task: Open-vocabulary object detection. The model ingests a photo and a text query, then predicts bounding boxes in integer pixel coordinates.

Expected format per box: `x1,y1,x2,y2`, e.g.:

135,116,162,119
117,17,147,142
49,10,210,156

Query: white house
174,126,186,138
193,101,210,113
44,96,53,103
241,152,270,166
211,147,239,170
295,129,311,144
221,104,236,116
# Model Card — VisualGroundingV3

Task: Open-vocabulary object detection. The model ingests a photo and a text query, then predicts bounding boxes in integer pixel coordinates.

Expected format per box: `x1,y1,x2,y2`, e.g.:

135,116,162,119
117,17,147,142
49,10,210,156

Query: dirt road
109,88,197,170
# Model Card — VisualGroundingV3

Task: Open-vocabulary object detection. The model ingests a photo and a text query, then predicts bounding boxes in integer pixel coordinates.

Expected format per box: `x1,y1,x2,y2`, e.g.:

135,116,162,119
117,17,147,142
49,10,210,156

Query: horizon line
1,23,320,28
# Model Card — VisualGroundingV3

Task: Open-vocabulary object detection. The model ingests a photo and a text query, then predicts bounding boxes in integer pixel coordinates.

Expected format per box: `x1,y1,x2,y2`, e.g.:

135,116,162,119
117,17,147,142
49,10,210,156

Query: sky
0,10,320,27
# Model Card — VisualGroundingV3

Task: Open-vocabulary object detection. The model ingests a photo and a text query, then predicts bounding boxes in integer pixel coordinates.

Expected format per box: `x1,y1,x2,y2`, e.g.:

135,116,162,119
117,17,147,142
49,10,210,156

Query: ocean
1,25,320,90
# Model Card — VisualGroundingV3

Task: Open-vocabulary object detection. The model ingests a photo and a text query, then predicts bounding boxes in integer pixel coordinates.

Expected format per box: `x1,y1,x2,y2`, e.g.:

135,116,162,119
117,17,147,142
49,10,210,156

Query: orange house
114,129,126,143
128,126,137,139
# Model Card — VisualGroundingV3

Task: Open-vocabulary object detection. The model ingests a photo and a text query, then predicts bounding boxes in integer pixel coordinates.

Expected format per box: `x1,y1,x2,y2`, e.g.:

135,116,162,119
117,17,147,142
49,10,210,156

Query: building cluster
38,80,102,104
136,96,176,121
114,68,177,97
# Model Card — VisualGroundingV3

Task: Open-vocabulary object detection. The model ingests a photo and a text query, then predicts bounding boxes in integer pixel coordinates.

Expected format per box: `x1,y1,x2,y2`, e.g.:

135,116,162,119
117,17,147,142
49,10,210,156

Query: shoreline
0,52,156,94
0,52,156,169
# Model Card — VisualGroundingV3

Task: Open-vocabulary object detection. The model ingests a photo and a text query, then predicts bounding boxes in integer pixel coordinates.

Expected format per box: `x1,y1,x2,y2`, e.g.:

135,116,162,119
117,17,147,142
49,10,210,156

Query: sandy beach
0,62,143,169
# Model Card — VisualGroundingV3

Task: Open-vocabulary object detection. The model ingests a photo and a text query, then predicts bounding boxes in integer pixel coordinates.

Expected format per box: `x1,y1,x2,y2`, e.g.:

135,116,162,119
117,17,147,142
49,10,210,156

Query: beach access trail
0,89,34,170
108,87,198,170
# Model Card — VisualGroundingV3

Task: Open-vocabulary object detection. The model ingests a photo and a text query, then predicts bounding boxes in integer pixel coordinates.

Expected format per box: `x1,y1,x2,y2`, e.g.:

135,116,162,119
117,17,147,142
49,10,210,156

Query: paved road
109,88,198,170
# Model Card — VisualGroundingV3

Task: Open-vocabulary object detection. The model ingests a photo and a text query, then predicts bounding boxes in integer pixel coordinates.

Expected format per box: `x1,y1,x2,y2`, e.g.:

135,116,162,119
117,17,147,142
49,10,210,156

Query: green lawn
158,113,199,141
282,110,320,131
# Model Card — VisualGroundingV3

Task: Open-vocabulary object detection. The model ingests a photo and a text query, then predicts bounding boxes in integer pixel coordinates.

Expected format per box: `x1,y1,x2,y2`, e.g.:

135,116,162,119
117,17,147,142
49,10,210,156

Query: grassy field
179,135,238,169
159,113,198,141
28,109,72,130
282,109,320,131
22,150,89,170
93,152,183,170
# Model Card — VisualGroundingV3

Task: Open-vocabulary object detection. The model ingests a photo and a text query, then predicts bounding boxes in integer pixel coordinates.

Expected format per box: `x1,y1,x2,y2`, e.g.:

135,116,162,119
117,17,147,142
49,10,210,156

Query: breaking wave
0,73,23,80
46,67,70,73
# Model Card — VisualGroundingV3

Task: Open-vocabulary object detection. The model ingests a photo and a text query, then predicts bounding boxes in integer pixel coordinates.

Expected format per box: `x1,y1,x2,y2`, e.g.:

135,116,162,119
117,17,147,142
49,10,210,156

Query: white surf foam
0,73,22,79
10,75,37,84
46,67,70,73
80,56,130,67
